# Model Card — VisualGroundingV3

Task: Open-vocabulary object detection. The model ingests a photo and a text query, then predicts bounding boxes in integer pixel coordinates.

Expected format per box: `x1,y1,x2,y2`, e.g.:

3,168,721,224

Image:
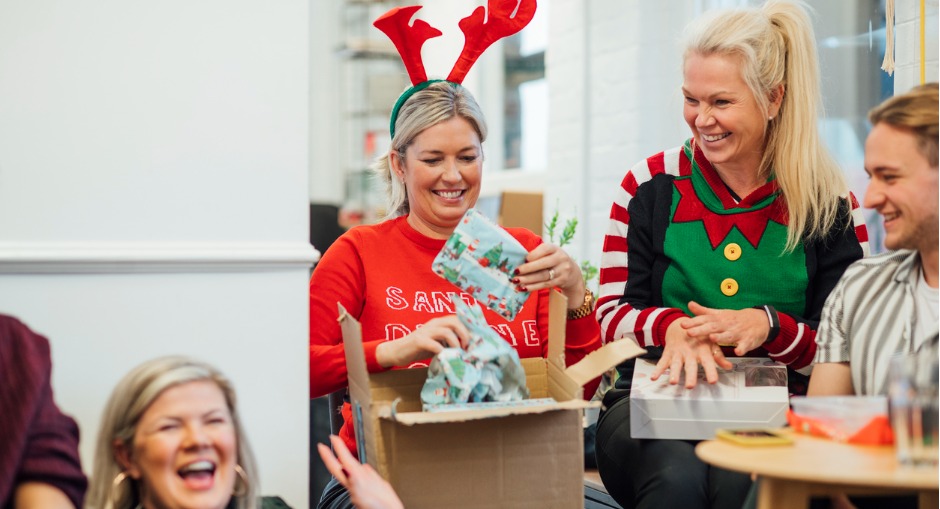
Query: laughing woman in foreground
594,1,868,508
85,356,290,509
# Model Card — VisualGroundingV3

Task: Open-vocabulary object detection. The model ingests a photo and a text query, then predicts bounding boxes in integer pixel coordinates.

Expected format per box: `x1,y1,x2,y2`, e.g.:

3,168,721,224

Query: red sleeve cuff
763,312,817,368
363,340,390,373
653,308,687,347
763,312,799,354
565,314,601,350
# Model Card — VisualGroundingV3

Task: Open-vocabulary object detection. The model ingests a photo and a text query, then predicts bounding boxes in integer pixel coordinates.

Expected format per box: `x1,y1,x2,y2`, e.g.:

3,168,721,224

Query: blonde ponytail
683,0,848,250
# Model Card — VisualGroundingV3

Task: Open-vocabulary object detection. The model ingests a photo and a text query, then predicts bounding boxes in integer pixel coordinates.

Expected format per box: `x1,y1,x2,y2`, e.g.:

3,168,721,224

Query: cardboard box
498,190,543,236
340,292,644,508
630,357,789,440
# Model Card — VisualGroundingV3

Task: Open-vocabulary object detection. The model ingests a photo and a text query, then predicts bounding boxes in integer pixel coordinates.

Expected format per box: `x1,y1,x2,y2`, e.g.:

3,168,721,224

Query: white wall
310,0,343,205
894,0,940,93
545,0,697,268
0,1,314,507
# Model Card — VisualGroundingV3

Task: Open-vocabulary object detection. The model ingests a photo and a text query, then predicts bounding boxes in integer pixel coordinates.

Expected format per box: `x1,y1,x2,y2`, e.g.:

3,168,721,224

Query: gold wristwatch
567,289,595,320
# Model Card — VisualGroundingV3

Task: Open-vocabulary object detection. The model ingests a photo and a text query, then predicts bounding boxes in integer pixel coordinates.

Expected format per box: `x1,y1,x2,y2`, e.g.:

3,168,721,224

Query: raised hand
513,242,586,308
318,435,404,509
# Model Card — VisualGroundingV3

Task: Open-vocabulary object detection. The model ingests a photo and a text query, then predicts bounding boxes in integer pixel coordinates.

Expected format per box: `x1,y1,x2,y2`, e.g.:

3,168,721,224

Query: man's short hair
868,83,939,167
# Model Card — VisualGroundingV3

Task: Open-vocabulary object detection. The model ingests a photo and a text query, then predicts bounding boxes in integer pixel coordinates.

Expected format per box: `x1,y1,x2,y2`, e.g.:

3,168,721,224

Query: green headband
389,79,458,140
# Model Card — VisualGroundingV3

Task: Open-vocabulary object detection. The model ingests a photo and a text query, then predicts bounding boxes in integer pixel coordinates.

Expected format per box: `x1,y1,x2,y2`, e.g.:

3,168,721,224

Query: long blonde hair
374,81,487,218
86,356,260,509
683,0,848,250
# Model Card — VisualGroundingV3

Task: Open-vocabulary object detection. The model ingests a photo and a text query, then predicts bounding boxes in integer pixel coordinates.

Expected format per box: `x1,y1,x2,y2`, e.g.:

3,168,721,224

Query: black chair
310,396,331,504
310,388,349,506
327,388,347,434
310,203,346,255
309,203,350,504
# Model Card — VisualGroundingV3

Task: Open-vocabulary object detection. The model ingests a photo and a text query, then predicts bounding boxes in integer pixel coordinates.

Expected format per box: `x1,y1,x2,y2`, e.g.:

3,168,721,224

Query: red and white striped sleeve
847,192,870,257
596,147,688,348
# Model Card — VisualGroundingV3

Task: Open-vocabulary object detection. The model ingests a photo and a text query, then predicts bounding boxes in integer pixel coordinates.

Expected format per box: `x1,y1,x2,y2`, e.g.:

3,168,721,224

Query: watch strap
567,289,595,320
755,304,780,343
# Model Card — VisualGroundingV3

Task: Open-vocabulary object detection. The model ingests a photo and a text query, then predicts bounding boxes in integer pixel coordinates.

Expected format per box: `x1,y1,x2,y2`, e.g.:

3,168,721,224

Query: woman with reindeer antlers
309,2,601,507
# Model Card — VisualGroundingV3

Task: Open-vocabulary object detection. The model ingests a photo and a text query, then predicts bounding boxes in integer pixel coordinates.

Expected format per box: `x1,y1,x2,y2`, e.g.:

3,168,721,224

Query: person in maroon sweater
0,315,87,509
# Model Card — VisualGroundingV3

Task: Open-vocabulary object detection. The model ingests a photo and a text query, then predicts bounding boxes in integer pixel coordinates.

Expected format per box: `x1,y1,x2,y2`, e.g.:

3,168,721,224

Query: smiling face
864,122,939,254
682,52,781,177
121,380,237,509
391,116,482,239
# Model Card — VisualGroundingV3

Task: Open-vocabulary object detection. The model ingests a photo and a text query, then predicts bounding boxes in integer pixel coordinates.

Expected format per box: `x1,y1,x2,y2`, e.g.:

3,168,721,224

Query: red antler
447,0,537,83
373,6,443,86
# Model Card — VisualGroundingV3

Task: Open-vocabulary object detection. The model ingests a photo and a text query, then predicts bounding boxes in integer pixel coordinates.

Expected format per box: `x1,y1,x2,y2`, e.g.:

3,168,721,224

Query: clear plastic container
789,396,888,441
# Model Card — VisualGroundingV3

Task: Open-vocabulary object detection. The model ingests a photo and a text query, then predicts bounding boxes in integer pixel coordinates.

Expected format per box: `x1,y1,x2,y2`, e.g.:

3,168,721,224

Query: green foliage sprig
545,208,599,291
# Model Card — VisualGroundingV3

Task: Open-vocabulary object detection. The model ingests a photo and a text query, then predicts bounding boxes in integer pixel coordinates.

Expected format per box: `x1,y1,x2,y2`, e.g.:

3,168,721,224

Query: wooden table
695,430,939,509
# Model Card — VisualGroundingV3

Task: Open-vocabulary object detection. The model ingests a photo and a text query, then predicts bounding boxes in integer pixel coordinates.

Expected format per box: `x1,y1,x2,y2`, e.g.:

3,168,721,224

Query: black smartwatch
754,305,780,343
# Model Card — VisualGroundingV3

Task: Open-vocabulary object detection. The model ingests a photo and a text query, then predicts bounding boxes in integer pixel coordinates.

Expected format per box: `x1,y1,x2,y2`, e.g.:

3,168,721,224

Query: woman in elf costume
594,1,868,508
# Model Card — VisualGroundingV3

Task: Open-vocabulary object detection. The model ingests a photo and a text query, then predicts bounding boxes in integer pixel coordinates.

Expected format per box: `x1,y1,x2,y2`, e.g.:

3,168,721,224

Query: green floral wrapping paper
432,208,530,321
421,296,529,409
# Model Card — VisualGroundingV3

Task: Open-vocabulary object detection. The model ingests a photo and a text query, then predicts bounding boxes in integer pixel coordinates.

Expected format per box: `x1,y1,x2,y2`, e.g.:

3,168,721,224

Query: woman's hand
651,318,733,389
318,435,404,509
513,242,586,309
681,301,769,357
375,315,469,368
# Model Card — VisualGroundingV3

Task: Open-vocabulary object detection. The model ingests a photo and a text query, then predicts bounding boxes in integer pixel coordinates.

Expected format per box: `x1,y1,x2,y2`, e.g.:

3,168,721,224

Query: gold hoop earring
233,464,249,497
109,471,132,508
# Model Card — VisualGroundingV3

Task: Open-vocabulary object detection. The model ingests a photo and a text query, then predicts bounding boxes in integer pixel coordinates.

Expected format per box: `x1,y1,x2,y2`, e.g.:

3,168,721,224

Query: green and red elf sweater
597,140,869,369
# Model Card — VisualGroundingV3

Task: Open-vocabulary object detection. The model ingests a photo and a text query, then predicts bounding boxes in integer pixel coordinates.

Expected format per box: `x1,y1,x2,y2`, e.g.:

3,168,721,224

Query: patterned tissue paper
432,208,530,321
420,296,529,409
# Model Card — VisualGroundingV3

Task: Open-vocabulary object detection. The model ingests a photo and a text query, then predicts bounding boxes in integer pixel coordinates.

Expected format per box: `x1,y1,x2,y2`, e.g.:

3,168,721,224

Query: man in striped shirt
810,83,939,397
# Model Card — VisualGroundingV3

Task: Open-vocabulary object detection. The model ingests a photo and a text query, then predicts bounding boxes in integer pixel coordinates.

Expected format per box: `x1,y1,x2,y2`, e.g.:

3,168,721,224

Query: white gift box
630,357,789,440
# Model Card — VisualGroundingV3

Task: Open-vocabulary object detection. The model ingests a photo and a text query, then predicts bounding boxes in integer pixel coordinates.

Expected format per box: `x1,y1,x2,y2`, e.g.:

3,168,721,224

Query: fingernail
513,268,520,276
517,285,526,292
511,278,519,284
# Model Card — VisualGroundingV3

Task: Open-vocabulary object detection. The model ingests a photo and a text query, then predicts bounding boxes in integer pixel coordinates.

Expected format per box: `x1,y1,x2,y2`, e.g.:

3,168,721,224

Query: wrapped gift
631,357,789,440
432,208,529,321
420,297,529,408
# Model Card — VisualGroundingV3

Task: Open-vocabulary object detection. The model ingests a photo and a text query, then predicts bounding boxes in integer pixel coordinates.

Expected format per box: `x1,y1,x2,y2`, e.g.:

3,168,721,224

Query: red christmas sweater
310,215,602,457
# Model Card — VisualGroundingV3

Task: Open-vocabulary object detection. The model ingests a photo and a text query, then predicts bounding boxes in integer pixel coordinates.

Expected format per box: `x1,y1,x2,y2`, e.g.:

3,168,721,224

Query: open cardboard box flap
565,336,646,387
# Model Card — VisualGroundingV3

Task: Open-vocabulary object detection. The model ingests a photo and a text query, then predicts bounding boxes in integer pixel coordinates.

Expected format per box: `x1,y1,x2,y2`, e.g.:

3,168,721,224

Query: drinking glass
888,346,939,466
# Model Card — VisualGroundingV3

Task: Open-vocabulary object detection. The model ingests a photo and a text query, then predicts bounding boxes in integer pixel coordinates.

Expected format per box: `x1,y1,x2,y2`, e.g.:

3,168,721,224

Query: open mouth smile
178,460,217,490
701,132,731,142
434,190,465,199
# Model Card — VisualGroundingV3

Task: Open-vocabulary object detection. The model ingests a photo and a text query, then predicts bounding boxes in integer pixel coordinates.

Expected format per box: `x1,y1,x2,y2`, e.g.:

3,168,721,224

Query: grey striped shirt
815,250,938,396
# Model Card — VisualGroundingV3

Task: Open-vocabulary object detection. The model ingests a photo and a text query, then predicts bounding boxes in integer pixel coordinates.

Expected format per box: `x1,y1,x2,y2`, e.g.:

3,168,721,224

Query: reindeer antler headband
374,0,537,139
